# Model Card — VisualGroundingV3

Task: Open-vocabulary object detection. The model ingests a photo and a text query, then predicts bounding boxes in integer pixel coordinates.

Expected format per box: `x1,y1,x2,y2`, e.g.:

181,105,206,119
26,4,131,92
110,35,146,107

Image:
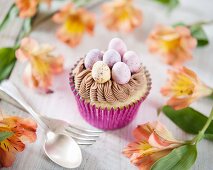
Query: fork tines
65,125,103,145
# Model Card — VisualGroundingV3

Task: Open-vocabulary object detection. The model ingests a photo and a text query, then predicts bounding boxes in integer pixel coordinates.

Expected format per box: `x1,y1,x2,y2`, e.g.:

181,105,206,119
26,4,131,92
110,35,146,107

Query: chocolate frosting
73,60,145,103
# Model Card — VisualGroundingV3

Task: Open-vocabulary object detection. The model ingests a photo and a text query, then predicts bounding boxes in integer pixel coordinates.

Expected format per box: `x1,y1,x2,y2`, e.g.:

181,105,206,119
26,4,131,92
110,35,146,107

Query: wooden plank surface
0,0,213,170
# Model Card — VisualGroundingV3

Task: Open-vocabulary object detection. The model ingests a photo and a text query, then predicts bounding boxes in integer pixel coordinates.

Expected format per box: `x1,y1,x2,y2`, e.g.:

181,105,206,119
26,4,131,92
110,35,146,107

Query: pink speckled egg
92,61,111,83
112,62,131,84
84,49,103,69
108,38,127,57
123,51,141,73
103,49,121,68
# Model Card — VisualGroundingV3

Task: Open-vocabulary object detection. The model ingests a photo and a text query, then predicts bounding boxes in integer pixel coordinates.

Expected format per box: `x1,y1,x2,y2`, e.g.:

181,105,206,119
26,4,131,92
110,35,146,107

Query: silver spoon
0,80,82,169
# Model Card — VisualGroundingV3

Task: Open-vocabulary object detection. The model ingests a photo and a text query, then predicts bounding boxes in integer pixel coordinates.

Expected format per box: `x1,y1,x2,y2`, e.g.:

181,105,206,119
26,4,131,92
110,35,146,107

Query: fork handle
0,80,49,131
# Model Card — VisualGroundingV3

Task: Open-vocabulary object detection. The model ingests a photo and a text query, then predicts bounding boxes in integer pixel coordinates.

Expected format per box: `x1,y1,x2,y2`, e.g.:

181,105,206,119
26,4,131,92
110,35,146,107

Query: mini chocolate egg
103,49,121,68
123,51,141,73
84,49,103,69
112,62,131,84
92,61,111,83
108,38,127,57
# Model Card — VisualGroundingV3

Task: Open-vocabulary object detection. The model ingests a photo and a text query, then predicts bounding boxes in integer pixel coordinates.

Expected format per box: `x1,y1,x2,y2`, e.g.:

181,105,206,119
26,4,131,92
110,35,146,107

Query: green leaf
190,25,209,47
154,0,179,10
162,106,213,140
209,92,213,100
0,131,14,142
0,48,16,81
151,145,197,170
0,5,19,31
172,22,186,27
203,134,213,140
172,22,209,47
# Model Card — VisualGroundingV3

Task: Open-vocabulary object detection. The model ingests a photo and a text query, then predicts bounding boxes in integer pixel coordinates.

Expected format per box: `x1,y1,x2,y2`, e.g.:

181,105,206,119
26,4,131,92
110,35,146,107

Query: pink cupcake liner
69,60,152,130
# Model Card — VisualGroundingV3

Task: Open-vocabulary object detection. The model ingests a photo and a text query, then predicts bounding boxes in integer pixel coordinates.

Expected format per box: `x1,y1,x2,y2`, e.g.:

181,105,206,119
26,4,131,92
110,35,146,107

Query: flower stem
209,90,213,100
31,10,57,31
191,107,213,144
187,20,213,27
157,106,162,116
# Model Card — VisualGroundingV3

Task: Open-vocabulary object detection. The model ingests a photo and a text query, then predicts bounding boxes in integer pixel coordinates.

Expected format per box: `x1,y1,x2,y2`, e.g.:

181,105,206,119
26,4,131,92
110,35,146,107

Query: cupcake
69,38,151,130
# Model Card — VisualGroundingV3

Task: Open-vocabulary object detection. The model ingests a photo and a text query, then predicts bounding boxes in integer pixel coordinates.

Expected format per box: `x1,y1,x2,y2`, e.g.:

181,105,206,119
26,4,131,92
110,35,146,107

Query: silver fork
40,116,102,145
0,80,102,145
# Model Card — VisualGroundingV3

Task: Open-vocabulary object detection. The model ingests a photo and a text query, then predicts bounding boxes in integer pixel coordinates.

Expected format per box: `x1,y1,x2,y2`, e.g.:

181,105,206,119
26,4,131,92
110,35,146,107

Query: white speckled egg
112,62,131,84
123,51,141,73
103,49,121,68
108,38,127,57
92,61,111,83
84,49,103,69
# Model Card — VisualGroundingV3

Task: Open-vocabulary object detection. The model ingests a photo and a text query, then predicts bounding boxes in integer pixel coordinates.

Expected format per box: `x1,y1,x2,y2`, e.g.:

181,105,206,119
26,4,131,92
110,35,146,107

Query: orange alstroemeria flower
147,25,197,66
102,0,142,32
161,67,212,110
123,121,184,170
15,0,51,18
53,3,95,47
0,115,37,167
16,37,64,93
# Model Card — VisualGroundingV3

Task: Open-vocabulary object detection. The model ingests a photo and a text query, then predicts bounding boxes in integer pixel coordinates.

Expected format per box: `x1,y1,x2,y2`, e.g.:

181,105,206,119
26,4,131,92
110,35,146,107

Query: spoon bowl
0,80,83,168
44,132,82,169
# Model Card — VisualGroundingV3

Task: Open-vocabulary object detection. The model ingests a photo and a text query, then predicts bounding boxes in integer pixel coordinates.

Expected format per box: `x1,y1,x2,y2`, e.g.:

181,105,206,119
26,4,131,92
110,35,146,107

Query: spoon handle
0,80,49,131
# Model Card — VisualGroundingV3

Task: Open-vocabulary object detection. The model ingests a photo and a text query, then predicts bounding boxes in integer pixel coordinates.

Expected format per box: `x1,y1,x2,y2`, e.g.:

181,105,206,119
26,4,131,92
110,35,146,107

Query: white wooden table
0,0,213,169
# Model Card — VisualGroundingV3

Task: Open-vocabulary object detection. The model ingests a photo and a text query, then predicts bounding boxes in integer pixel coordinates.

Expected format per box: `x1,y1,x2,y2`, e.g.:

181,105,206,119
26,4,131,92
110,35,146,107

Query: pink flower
102,0,143,32
161,67,212,110
53,3,95,47
15,0,51,18
123,121,185,170
16,37,64,93
0,115,37,167
147,25,197,66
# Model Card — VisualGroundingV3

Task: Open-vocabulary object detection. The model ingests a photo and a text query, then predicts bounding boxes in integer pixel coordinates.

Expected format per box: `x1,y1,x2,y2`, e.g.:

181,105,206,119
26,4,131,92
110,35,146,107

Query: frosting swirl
73,59,145,104
104,81,117,103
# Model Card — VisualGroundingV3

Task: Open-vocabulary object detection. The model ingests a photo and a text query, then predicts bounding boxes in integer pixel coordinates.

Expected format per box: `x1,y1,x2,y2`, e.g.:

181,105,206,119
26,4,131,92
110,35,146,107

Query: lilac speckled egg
112,62,131,84
123,51,141,73
92,61,111,83
84,49,103,69
103,49,121,68
108,38,127,57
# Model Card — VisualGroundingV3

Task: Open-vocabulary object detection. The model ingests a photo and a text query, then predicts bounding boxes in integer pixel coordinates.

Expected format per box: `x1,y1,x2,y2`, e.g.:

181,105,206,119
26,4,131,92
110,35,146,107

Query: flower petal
16,37,39,61
160,66,209,109
15,49,31,62
16,0,38,18
123,140,171,170
16,37,64,91
147,25,196,66
23,64,38,89
102,0,142,32
0,115,37,168
123,141,153,158
52,3,73,23
33,44,54,56
49,56,64,74
148,121,182,148
133,122,158,141
137,150,171,170
16,118,37,142
56,28,83,47
53,3,95,47
123,121,185,170
167,97,192,110
181,67,197,80
0,147,16,167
